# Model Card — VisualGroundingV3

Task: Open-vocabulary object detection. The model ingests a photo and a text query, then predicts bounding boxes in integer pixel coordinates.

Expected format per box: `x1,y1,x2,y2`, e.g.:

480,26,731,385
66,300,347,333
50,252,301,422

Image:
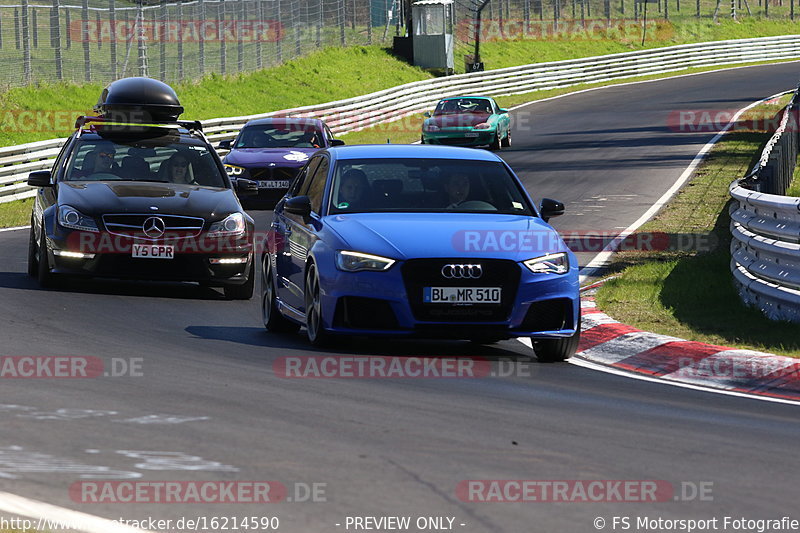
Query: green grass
595,96,800,357
789,160,800,196
4,17,800,148
0,197,33,228
0,45,434,146
466,18,800,69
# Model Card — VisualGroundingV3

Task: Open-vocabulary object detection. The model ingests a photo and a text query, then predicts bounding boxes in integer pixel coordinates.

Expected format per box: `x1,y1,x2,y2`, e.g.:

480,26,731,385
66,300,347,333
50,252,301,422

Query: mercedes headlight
224,164,245,177
523,252,569,275
57,205,99,232
208,212,246,237
474,123,493,130
423,123,440,132
335,251,395,272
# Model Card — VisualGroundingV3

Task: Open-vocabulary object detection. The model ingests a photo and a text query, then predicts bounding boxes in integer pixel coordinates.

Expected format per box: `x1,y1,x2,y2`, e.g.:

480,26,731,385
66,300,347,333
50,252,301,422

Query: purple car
219,118,344,207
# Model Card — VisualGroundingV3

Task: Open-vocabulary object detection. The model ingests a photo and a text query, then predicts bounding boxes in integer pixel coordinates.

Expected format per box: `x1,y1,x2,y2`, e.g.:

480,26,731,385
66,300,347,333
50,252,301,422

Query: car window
329,158,533,215
235,124,323,149
52,134,77,181
290,157,321,197
64,137,226,188
434,98,493,115
304,157,330,215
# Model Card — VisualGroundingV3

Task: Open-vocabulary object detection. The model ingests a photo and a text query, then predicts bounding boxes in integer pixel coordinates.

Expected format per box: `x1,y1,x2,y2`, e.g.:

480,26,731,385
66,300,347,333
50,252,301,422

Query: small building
411,0,454,72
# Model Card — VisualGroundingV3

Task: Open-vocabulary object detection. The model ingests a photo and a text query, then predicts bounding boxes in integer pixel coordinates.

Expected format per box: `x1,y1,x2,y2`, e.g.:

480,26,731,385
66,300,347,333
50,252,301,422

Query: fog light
53,250,96,259
210,257,248,265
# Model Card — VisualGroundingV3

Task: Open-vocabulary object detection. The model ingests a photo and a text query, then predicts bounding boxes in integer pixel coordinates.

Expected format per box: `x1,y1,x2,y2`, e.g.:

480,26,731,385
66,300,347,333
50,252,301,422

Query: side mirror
28,170,53,188
540,198,565,222
498,108,508,114
423,111,432,118
236,178,258,197
284,195,312,217
330,139,345,146
218,139,232,150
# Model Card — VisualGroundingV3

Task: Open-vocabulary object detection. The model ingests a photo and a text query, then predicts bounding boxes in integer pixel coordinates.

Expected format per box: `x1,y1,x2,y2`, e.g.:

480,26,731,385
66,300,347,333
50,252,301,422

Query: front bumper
422,129,496,147
47,229,253,285
314,258,580,340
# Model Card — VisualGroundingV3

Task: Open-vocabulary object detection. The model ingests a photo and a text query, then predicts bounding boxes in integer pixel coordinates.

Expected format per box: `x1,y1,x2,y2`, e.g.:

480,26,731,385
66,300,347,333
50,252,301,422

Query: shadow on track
0,271,229,300
185,325,537,361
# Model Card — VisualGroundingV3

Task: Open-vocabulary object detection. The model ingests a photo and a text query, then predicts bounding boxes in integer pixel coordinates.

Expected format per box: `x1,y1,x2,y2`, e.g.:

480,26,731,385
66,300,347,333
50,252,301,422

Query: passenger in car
161,153,193,184
337,169,370,209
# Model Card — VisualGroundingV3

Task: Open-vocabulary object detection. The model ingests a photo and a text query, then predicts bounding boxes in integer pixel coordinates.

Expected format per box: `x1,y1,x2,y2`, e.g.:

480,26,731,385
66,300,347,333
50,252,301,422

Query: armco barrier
729,185,800,323
730,88,800,323
4,34,800,204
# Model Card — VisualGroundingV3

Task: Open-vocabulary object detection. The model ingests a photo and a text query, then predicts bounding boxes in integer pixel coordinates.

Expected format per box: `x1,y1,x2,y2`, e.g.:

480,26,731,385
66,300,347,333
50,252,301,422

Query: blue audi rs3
261,144,580,361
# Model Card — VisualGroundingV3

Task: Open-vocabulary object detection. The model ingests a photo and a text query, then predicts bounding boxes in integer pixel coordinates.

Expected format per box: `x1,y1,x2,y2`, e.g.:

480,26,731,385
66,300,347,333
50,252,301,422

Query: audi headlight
57,205,99,232
208,212,246,237
523,252,569,275
474,123,493,130
224,164,245,177
335,251,395,272
423,123,440,132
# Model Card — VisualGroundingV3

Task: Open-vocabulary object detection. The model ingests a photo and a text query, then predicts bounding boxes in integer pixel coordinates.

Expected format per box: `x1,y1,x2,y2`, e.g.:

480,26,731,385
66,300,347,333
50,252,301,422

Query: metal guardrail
729,88,800,323
5,34,800,205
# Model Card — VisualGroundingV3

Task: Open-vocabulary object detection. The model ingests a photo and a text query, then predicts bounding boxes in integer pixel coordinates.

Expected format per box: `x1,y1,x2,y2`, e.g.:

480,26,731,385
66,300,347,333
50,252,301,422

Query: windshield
64,137,227,188
433,98,493,116
328,158,533,215
234,123,323,149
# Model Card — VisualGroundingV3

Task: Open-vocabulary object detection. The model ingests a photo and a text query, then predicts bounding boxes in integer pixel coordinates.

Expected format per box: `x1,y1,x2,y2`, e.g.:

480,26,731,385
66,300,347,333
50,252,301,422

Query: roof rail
74,115,203,133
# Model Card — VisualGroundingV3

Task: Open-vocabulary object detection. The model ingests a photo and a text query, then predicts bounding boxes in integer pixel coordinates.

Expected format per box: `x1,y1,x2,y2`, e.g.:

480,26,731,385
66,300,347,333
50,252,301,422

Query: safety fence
729,86,800,323
4,34,800,205
1,0,798,89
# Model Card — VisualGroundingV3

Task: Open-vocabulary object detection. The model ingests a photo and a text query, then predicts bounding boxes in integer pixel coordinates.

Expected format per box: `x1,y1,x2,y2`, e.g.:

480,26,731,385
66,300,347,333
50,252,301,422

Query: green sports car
421,96,511,150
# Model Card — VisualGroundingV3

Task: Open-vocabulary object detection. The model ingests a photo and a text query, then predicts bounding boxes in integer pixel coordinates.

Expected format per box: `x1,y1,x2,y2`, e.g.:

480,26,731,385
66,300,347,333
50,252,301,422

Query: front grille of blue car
401,258,519,322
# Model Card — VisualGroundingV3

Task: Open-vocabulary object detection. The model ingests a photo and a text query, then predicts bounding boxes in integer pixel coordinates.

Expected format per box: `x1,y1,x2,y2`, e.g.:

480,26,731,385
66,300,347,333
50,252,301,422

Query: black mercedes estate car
27,77,258,299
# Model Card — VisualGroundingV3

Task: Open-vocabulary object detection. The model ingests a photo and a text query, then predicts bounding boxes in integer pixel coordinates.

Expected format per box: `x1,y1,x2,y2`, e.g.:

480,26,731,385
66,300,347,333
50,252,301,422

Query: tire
223,260,255,300
27,219,38,278
489,133,501,151
420,136,425,144
36,222,57,288
532,327,581,363
304,263,334,347
261,255,300,333
501,128,512,148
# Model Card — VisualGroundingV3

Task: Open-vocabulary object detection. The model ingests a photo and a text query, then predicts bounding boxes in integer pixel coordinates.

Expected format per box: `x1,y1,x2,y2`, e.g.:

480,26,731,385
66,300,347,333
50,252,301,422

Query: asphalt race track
1,63,799,532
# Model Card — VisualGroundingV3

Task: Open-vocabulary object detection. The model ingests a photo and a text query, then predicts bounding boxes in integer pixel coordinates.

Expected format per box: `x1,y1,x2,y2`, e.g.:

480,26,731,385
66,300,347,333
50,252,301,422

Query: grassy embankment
595,95,800,357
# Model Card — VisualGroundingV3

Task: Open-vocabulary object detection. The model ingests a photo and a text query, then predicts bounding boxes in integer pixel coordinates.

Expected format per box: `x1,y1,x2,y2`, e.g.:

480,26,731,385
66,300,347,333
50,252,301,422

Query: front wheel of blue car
532,327,580,363
304,263,334,347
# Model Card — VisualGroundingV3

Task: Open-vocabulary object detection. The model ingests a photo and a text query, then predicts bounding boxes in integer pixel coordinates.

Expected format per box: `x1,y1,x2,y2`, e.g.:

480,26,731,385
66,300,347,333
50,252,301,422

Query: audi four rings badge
441,264,483,279
143,217,166,238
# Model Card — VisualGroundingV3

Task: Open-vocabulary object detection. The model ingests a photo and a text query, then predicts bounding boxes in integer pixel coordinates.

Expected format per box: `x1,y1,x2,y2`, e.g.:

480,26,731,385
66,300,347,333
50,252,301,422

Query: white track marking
569,356,800,407
0,225,30,232
0,491,153,532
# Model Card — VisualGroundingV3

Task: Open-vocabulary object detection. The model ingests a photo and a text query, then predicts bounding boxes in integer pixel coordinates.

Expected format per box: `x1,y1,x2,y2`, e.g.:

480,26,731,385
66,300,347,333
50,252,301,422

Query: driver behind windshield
76,142,120,178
